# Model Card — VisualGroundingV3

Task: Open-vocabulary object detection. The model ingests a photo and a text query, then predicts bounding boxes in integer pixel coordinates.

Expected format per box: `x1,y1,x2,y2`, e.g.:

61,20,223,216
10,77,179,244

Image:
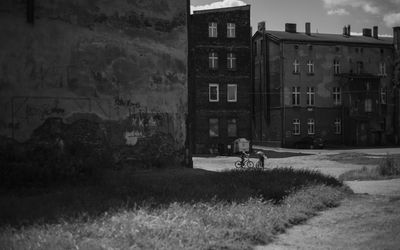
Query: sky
190,0,400,36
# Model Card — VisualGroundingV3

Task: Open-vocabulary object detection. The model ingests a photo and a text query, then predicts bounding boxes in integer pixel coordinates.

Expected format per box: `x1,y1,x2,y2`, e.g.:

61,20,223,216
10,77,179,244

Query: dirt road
194,147,400,250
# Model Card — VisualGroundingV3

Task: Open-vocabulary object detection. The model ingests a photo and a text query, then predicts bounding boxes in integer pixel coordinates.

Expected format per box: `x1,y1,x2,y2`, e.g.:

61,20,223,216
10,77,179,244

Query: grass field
0,167,347,249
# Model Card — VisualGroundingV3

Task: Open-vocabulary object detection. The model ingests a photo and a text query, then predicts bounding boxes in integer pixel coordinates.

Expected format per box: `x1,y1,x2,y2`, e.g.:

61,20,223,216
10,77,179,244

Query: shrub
377,155,400,176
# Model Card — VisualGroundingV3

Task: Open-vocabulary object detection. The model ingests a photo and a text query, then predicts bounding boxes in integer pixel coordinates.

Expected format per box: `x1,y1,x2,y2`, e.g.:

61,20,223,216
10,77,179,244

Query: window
292,87,300,106
333,87,341,105
227,23,235,38
209,84,219,102
227,118,237,137
227,53,236,70
209,118,219,137
227,84,237,102
209,52,218,69
293,59,300,74
307,119,315,135
356,61,363,74
334,118,341,134
307,60,314,74
365,99,372,112
379,62,387,76
381,87,387,104
293,119,301,135
307,87,315,106
209,22,217,37
333,60,340,75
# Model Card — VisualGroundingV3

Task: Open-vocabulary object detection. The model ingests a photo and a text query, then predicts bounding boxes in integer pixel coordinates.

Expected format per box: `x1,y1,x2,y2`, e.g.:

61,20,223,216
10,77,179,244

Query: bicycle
234,158,254,169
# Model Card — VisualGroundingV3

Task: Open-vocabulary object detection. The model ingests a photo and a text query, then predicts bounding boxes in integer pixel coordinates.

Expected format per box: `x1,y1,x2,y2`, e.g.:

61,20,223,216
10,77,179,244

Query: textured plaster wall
0,0,187,151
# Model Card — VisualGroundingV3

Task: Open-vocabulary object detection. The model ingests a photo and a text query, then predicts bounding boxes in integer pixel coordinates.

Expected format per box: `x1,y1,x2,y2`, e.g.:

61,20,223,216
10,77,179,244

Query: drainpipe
281,42,286,147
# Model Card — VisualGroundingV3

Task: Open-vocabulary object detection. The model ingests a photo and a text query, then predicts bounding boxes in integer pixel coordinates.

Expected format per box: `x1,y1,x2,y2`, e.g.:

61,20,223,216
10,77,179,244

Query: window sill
292,72,300,75
307,73,315,76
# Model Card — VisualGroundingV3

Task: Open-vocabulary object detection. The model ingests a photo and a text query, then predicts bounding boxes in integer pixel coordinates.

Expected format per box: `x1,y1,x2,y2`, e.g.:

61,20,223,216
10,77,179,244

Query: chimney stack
305,22,311,36
373,26,378,39
347,25,351,36
362,28,372,37
285,23,297,33
343,26,347,36
394,26,400,52
258,21,266,33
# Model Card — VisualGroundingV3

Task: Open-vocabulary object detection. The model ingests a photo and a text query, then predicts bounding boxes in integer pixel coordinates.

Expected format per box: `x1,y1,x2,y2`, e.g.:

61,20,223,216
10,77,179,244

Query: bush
377,155,400,176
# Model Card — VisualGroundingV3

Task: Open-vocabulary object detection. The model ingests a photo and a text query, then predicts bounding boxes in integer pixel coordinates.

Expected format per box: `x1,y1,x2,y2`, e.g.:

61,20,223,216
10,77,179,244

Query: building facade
189,5,252,154
0,0,189,165
253,22,398,147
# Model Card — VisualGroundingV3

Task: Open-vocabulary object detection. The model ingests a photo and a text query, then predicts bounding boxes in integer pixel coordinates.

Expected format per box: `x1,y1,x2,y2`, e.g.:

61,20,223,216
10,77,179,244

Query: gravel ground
194,147,400,250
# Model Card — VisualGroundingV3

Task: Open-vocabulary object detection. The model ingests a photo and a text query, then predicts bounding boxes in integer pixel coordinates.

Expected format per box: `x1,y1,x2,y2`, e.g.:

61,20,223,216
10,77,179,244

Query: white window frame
307,119,315,135
334,59,340,75
365,99,372,112
293,59,300,74
209,22,217,38
292,86,300,106
334,118,341,135
227,23,236,38
209,52,218,69
380,87,387,105
227,52,236,70
307,87,315,106
227,84,237,102
293,119,301,135
307,60,314,74
379,62,387,76
333,87,341,105
209,84,219,102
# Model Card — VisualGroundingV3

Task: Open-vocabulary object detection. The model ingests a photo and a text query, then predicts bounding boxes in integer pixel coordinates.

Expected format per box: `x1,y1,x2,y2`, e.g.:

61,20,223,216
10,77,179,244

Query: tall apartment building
189,5,252,154
253,22,398,147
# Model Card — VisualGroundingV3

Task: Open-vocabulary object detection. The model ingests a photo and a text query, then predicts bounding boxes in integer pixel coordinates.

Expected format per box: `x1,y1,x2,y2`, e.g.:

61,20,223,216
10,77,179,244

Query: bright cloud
383,13,400,27
322,0,380,14
191,0,247,13
327,8,350,16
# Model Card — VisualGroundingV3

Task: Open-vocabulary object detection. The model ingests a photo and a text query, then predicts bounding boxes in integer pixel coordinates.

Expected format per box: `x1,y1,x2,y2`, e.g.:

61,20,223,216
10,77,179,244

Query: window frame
209,118,219,137
227,23,236,38
209,22,218,38
365,99,372,112
333,59,340,75
293,59,300,74
307,60,314,74
227,84,237,102
334,118,342,135
380,87,387,105
209,52,218,70
293,119,301,135
227,52,237,70
209,83,219,102
292,86,300,106
379,62,387,77
333,87,341,105
307,119,315,135
227,118,237,137
306,87,315,106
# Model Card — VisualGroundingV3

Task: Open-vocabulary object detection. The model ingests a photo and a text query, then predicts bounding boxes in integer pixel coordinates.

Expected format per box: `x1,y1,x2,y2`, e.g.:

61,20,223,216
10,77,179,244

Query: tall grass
0,185,346,250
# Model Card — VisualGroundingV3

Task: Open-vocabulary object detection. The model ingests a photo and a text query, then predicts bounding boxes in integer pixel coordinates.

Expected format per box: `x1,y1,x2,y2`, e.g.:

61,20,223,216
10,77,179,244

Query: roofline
192,5,250,15
252,30,393,47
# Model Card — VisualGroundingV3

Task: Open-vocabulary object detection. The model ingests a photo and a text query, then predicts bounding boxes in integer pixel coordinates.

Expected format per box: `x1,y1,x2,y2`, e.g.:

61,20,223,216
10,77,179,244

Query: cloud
322,0,381,14
383,13,400,27
191,0,247,14
327,8,350,16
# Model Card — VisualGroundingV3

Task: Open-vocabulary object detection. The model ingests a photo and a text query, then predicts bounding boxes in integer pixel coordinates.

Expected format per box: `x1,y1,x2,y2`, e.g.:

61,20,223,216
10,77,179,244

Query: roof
192,5,250,15
255,30,393,46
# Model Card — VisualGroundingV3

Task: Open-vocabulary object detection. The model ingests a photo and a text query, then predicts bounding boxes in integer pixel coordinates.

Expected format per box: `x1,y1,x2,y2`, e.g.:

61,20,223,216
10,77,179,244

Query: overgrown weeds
0,185,347,250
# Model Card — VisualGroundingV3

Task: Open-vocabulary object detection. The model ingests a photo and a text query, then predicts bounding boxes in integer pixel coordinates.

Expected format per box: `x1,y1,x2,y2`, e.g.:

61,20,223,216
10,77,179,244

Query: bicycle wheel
234,161,243,169
246,160,254,168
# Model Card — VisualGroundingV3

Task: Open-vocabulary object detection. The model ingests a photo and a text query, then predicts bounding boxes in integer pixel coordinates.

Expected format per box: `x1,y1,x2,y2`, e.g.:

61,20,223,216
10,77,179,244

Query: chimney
343,26,347,36
285,23,297,33
258,21,266,33
347,25,351,36
394,26,400,52
362,28,372,37
305,22,311,36
373,26,378,39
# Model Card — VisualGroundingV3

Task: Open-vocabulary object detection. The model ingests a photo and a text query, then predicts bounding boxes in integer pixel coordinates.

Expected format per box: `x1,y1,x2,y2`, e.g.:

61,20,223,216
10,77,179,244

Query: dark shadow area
0,167,342,228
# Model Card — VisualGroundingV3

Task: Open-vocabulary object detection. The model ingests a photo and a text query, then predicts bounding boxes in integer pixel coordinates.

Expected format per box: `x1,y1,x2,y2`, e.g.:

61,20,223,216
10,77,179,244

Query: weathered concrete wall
0,0,187,160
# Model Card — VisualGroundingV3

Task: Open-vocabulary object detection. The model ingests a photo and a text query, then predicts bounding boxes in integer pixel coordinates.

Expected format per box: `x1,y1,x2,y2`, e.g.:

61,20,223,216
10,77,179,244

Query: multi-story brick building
189,5,252,154
253,22,397,147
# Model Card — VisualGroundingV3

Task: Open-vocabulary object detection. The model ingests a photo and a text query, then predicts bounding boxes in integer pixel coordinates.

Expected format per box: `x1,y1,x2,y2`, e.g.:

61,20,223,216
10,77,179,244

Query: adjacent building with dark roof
189,5,252,154
253,22,399,147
